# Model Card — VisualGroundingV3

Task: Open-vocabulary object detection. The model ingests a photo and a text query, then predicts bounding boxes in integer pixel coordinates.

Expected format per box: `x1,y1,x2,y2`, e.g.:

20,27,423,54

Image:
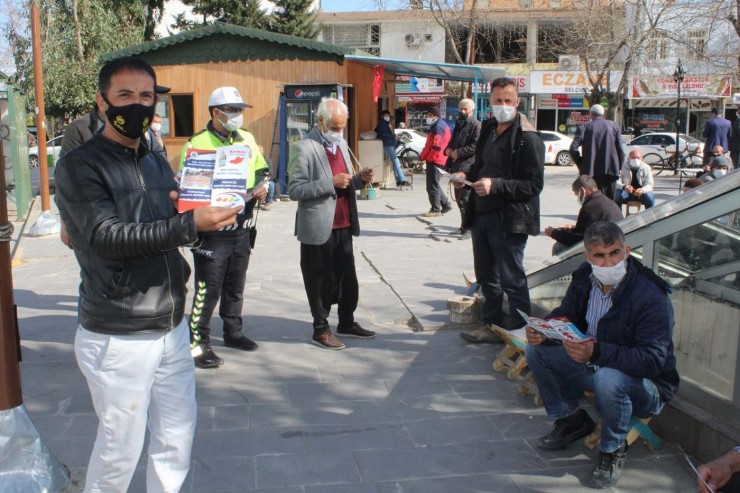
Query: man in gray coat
288,98,376,350
570,104,625,201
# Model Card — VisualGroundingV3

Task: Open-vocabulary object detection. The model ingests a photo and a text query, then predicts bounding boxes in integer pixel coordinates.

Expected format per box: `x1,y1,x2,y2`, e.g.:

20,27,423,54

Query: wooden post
31,0,51,211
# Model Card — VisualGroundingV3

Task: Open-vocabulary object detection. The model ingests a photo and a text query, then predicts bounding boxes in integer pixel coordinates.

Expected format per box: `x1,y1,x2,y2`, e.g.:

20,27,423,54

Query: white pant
75,319,196,493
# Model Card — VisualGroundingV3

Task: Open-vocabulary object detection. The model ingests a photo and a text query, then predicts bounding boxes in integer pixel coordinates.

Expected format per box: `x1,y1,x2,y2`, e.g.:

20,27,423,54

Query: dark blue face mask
102,94,156,139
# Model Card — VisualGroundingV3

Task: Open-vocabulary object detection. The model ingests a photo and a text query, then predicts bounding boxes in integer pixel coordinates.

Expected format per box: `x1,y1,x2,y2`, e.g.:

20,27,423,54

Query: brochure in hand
436,167,473,187
178,145,252,213
516,309,594,344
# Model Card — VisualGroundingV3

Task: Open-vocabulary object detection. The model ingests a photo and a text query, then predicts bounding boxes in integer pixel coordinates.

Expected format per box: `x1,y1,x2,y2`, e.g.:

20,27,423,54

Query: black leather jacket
463,114,544,235
445,116,481,174
55,134,198,335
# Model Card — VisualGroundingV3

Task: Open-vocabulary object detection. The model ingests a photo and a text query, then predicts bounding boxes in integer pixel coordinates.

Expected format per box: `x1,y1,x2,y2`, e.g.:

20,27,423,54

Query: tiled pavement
7,166,697,492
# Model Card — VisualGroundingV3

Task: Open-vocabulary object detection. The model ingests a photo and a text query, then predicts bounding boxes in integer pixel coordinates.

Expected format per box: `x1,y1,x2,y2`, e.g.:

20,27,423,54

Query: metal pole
674,72,682,176
0,139,23,411
30,0,50,211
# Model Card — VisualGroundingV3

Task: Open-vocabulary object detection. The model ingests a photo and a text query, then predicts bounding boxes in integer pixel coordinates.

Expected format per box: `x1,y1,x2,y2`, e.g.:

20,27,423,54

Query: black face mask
102,94,156,139
458,111,468,120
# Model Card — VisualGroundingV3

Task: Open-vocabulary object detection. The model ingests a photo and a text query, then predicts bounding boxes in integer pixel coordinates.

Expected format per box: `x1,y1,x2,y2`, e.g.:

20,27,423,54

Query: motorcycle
395,133,425,173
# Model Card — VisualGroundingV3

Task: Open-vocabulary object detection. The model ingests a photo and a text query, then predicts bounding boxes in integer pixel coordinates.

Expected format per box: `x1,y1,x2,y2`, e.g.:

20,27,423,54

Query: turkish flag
372,66,384,103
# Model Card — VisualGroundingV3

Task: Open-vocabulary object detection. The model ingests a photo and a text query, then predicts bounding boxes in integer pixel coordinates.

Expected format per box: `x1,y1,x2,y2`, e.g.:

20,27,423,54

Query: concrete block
446,295,479,324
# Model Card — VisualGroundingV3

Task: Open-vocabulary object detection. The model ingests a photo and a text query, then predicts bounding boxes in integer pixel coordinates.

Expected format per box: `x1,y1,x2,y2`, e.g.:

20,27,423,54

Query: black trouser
425,163,449,212
472,211,530,329
454,186,471,229
189,230,251,345
593,174,619,202
300,228,358,334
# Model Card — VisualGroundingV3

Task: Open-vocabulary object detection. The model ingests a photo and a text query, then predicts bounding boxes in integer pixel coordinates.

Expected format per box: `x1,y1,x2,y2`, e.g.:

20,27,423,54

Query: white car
394,128,426,155
540,131,575,166
28,135,63,168
624,132,704,166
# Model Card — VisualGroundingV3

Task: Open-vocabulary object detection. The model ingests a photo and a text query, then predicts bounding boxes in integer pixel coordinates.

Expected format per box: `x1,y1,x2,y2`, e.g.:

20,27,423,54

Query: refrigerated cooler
277,84,344,193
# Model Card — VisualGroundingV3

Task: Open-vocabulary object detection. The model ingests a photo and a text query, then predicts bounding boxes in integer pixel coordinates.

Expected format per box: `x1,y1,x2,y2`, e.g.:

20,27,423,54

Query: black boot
537,409,595,451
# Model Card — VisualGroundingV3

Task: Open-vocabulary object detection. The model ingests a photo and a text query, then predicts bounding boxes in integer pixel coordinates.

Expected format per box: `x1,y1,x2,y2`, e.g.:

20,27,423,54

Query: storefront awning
344,55,506,83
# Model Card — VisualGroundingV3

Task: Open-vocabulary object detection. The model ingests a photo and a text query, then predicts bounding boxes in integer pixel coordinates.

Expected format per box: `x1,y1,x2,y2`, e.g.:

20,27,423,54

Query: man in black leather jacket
453,77,544,344
54,57,239,493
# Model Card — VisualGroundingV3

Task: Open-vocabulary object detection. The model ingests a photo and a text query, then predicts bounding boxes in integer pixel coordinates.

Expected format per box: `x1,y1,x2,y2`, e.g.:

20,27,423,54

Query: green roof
102,23,365,65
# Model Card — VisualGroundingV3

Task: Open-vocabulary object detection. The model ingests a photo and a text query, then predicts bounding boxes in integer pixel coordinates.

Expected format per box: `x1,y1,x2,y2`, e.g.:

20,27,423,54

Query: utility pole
28,0,60,237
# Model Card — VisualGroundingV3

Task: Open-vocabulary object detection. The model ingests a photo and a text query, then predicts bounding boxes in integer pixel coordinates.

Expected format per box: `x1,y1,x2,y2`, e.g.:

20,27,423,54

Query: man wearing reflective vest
180,86,268,368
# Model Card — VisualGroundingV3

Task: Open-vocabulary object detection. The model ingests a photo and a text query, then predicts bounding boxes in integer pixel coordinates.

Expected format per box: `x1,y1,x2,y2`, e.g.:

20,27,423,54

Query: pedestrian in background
444,98,481,239
375,109,410,189
288,98,377,350
570,104,625,201
420,107,452,217
703,107,731,167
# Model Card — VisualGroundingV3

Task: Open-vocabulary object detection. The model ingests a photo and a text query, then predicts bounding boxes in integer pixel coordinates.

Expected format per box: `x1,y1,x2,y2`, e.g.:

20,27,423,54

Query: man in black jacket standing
55,57,239,493
444,98,481,239
453,77,544,343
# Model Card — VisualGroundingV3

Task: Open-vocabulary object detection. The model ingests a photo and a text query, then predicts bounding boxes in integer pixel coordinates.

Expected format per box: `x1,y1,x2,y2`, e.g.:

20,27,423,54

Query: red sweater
326,147,351,230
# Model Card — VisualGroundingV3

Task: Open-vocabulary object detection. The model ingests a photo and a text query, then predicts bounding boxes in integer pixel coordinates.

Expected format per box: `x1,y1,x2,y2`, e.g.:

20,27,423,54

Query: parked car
624,132,704,167
540,130,576,166
394,128,427,173
394,129,426,155
28,135,63,168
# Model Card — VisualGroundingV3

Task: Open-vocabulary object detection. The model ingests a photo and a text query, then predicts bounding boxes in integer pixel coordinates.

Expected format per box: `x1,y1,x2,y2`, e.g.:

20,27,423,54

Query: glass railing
527,171,740,428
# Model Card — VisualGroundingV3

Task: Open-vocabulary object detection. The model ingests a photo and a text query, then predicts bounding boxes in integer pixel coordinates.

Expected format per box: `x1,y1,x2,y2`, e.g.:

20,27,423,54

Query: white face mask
218,110,243,133
492,105,516,123
383,115,391,122
591,258,627,286
150,122,162,133
629,158,640,169
712,169,727,178
426,116,435,125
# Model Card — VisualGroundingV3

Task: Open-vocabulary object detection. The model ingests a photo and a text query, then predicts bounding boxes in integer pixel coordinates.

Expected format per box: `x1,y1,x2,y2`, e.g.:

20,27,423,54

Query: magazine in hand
178,145,252,213
516,309,594,344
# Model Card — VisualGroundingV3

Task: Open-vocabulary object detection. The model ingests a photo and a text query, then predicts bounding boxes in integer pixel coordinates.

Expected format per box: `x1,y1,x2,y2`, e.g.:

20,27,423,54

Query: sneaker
261,203,272,211
459,324,502,344
401,181,412,187
337,322,376,339
589,442,628,489
223,333,259,351
441,204,453,214
192,343,224,369
537,409,596,451
312,332,346,350
422,210,442,217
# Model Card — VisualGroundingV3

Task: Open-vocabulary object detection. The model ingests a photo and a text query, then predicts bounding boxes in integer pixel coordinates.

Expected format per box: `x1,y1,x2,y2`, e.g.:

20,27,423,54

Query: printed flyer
517,309,594,344
178,145,251,213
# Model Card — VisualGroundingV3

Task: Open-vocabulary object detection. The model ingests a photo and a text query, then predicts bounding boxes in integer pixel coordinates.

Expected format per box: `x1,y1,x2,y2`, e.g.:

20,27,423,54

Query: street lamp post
673,61,686,174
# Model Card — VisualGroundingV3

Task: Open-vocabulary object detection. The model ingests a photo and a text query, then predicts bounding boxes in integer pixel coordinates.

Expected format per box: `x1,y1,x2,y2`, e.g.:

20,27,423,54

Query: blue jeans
471,211,529,327
525,343,664,452
265,181,275,204
615,189,655,209
383,145,406,184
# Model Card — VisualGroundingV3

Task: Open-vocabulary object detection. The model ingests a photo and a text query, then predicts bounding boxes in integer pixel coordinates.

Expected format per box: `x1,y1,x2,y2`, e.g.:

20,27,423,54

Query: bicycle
642,143,703,176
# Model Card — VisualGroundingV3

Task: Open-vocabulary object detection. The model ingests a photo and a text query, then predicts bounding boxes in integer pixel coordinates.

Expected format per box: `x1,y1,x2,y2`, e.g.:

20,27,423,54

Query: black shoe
401,181,411,187
441,204,453,214
589,442,628,489
337,322,376,339
192,343,224,369
537,409,595,451
458,228,471,240
224,334,259,351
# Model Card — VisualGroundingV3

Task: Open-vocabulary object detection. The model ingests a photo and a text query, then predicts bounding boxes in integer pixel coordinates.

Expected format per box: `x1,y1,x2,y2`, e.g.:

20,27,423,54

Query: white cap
590,104,605,115
208,87,250,108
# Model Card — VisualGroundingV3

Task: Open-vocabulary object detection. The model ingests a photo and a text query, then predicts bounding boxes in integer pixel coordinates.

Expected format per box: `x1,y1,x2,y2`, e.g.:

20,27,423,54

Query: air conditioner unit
404,33,421,47
558,55,580,71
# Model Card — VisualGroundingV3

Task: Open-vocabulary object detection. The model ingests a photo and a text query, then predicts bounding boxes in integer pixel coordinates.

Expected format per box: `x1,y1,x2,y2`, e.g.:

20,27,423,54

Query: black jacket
445,116,481,173
462,114,544,235
54,134,198,335
547,258,680,403
551,190,623,247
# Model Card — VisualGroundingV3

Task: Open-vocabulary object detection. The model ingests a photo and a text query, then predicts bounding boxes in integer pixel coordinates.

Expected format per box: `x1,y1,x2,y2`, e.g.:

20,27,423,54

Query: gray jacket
287,128,363,245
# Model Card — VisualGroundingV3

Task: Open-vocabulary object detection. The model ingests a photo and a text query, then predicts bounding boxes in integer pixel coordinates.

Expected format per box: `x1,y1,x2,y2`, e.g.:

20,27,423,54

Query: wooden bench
491,325,542,406
625,200,642,217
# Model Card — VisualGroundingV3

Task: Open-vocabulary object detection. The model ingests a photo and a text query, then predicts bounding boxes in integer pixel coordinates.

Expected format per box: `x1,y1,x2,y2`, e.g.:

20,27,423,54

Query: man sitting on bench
524,222,680,489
